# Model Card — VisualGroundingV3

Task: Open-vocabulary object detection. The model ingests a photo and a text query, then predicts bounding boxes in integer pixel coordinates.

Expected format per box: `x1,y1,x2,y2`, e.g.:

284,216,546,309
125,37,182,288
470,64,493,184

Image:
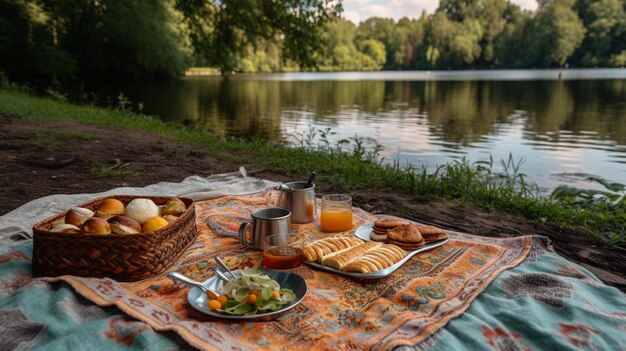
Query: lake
85,69,626,191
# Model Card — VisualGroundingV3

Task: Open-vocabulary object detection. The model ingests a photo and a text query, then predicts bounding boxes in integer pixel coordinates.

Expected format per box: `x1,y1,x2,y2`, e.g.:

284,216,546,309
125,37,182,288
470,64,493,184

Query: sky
342,0,538,24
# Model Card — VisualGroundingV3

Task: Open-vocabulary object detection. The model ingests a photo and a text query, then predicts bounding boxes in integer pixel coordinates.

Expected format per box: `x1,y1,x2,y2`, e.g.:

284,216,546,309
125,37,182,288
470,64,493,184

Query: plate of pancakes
302,220,449,279
363,219,449,250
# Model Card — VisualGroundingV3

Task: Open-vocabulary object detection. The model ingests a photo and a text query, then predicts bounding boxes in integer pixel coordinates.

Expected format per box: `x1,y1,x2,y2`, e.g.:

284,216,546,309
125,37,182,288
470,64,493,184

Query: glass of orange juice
320,194,353,232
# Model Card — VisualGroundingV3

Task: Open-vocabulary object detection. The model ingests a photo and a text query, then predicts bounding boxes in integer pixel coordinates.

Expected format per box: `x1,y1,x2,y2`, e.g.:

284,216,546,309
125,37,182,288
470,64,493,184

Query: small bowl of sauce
262,235,303,270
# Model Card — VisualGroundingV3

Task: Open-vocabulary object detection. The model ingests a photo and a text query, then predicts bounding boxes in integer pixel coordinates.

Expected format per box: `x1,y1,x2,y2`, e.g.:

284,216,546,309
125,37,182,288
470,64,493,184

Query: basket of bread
32,195,197,281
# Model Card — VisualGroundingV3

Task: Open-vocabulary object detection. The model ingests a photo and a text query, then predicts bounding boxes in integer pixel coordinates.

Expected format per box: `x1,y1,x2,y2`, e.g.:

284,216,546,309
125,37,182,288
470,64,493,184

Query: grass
1,87,624,246
23,131,63,147
58,130,103,141
23,130,103,147
185,67,221,76
89,162,134,178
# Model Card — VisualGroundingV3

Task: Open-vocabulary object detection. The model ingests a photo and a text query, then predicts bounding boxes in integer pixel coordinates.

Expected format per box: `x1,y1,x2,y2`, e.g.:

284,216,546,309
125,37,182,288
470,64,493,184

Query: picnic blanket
1,171,625,350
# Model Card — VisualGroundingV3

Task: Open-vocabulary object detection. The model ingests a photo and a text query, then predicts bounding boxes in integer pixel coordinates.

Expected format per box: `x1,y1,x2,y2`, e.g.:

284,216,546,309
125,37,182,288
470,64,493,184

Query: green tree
449,19,483,66
434,0,526,67
475,0,509,65
439,0,478,22
320,19,360,70
182,0,341,74
425,12,459,68
358,39,386,70
493,4,529,67
390,17,425,69
1,0,341,79
318,18,387,71
611,51,626,66
1,0,190,79
574,0,626,66
321,18,358,69
0,0,76,79
356,17,396,68
525,0,586,67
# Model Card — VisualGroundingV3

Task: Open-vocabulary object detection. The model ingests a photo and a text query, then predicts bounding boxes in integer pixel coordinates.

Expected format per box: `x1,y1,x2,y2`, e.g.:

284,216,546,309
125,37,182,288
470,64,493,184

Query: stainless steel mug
277,181,316,224
238,208,292,249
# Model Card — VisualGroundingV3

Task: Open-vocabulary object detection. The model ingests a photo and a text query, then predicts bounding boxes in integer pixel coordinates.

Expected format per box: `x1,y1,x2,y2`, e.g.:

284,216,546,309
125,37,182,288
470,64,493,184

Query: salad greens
216,268,296,316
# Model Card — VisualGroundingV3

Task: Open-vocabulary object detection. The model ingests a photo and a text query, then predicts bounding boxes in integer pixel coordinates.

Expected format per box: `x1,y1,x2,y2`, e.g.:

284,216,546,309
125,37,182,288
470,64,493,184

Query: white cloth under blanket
0,167,279,248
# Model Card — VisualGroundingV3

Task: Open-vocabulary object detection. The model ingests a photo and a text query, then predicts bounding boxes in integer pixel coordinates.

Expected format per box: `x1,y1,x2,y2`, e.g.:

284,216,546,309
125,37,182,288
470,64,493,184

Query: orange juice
320,207,353,232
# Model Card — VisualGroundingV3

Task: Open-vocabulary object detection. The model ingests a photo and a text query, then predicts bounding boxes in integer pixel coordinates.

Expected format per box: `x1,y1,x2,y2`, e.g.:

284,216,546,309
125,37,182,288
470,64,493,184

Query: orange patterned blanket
47,193,532,350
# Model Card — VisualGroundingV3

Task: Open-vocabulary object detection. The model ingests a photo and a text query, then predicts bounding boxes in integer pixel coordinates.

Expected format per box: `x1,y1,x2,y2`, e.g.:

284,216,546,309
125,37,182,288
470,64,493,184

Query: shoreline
0,88,624,291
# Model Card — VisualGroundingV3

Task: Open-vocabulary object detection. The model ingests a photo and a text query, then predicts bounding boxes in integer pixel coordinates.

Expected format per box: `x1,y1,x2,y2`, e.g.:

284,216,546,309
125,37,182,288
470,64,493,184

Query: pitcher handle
238,222,254,247
272,184,289,208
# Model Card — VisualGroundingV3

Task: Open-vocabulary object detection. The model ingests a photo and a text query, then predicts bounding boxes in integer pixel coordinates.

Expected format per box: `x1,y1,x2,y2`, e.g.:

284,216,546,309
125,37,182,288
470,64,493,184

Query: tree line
0,0,340,80
1,0,625,81
334,0,626,71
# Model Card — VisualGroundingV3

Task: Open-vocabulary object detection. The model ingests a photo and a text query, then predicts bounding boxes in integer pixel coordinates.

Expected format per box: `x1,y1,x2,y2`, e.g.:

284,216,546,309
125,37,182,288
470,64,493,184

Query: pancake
416,225,448,243
372,227,390,235
387,224,423,244
387,238,425,250
374,218,406,229
370,232,388,242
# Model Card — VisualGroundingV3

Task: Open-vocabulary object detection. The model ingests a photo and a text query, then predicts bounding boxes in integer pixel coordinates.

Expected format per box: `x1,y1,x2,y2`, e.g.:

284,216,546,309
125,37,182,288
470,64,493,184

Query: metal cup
277,181,316,224
238,208,292,249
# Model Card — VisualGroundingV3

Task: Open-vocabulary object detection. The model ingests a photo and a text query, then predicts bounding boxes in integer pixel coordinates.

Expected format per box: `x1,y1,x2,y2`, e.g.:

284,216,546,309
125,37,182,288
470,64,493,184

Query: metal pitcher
277,181,316,224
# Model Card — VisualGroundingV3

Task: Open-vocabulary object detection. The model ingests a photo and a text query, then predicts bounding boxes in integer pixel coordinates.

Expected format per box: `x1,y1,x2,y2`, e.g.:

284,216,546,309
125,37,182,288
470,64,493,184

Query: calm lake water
87,69,626,191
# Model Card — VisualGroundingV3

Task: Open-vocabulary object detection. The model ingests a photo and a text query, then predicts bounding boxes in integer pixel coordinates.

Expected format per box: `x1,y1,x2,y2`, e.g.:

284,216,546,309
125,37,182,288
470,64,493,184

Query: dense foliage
323,0,626,70
0,0,340,79
1,0,625,78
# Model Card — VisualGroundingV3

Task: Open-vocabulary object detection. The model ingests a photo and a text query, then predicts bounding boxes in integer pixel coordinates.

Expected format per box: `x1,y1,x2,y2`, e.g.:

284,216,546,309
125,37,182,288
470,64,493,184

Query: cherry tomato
208,299,221,310
246,293,257,305
205,291,218,300
217,294,228,305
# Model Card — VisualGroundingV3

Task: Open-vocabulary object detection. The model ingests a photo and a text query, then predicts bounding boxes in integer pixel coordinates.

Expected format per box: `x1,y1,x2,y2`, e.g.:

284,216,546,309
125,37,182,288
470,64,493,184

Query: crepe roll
322,242,383,270
367,250,395,267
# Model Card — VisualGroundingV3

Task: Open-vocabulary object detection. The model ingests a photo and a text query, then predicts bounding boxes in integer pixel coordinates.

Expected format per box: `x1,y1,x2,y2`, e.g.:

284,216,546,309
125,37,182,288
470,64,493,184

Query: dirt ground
1,114,625,292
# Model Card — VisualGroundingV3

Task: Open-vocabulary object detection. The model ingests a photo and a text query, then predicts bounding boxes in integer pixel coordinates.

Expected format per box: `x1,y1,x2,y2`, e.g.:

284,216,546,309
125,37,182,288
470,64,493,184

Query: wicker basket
32,195,197,281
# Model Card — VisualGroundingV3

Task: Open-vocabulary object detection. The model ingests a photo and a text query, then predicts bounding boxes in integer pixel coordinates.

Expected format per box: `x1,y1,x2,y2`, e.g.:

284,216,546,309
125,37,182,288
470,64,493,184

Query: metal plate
187,269,307,321
305,224,449,279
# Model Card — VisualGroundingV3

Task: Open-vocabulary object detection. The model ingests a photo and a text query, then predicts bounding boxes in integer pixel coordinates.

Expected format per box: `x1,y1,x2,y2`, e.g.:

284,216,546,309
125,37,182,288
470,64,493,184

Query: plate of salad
187,268,307,321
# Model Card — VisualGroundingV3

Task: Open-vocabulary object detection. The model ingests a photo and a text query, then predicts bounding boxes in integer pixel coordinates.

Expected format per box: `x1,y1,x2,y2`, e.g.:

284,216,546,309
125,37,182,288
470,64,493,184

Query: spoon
212,266,232,282
305,171,317,188
214,257,238,281
167,272,219,296
277,183,293,191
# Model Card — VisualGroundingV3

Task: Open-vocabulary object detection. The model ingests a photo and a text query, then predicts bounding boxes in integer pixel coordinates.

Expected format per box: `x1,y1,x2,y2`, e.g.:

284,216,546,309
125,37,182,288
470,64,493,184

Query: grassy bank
1,87,624,246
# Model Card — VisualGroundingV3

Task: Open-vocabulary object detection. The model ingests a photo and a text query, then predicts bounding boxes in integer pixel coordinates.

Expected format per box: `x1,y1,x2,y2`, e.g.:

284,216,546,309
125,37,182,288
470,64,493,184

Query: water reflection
83,71,626,188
